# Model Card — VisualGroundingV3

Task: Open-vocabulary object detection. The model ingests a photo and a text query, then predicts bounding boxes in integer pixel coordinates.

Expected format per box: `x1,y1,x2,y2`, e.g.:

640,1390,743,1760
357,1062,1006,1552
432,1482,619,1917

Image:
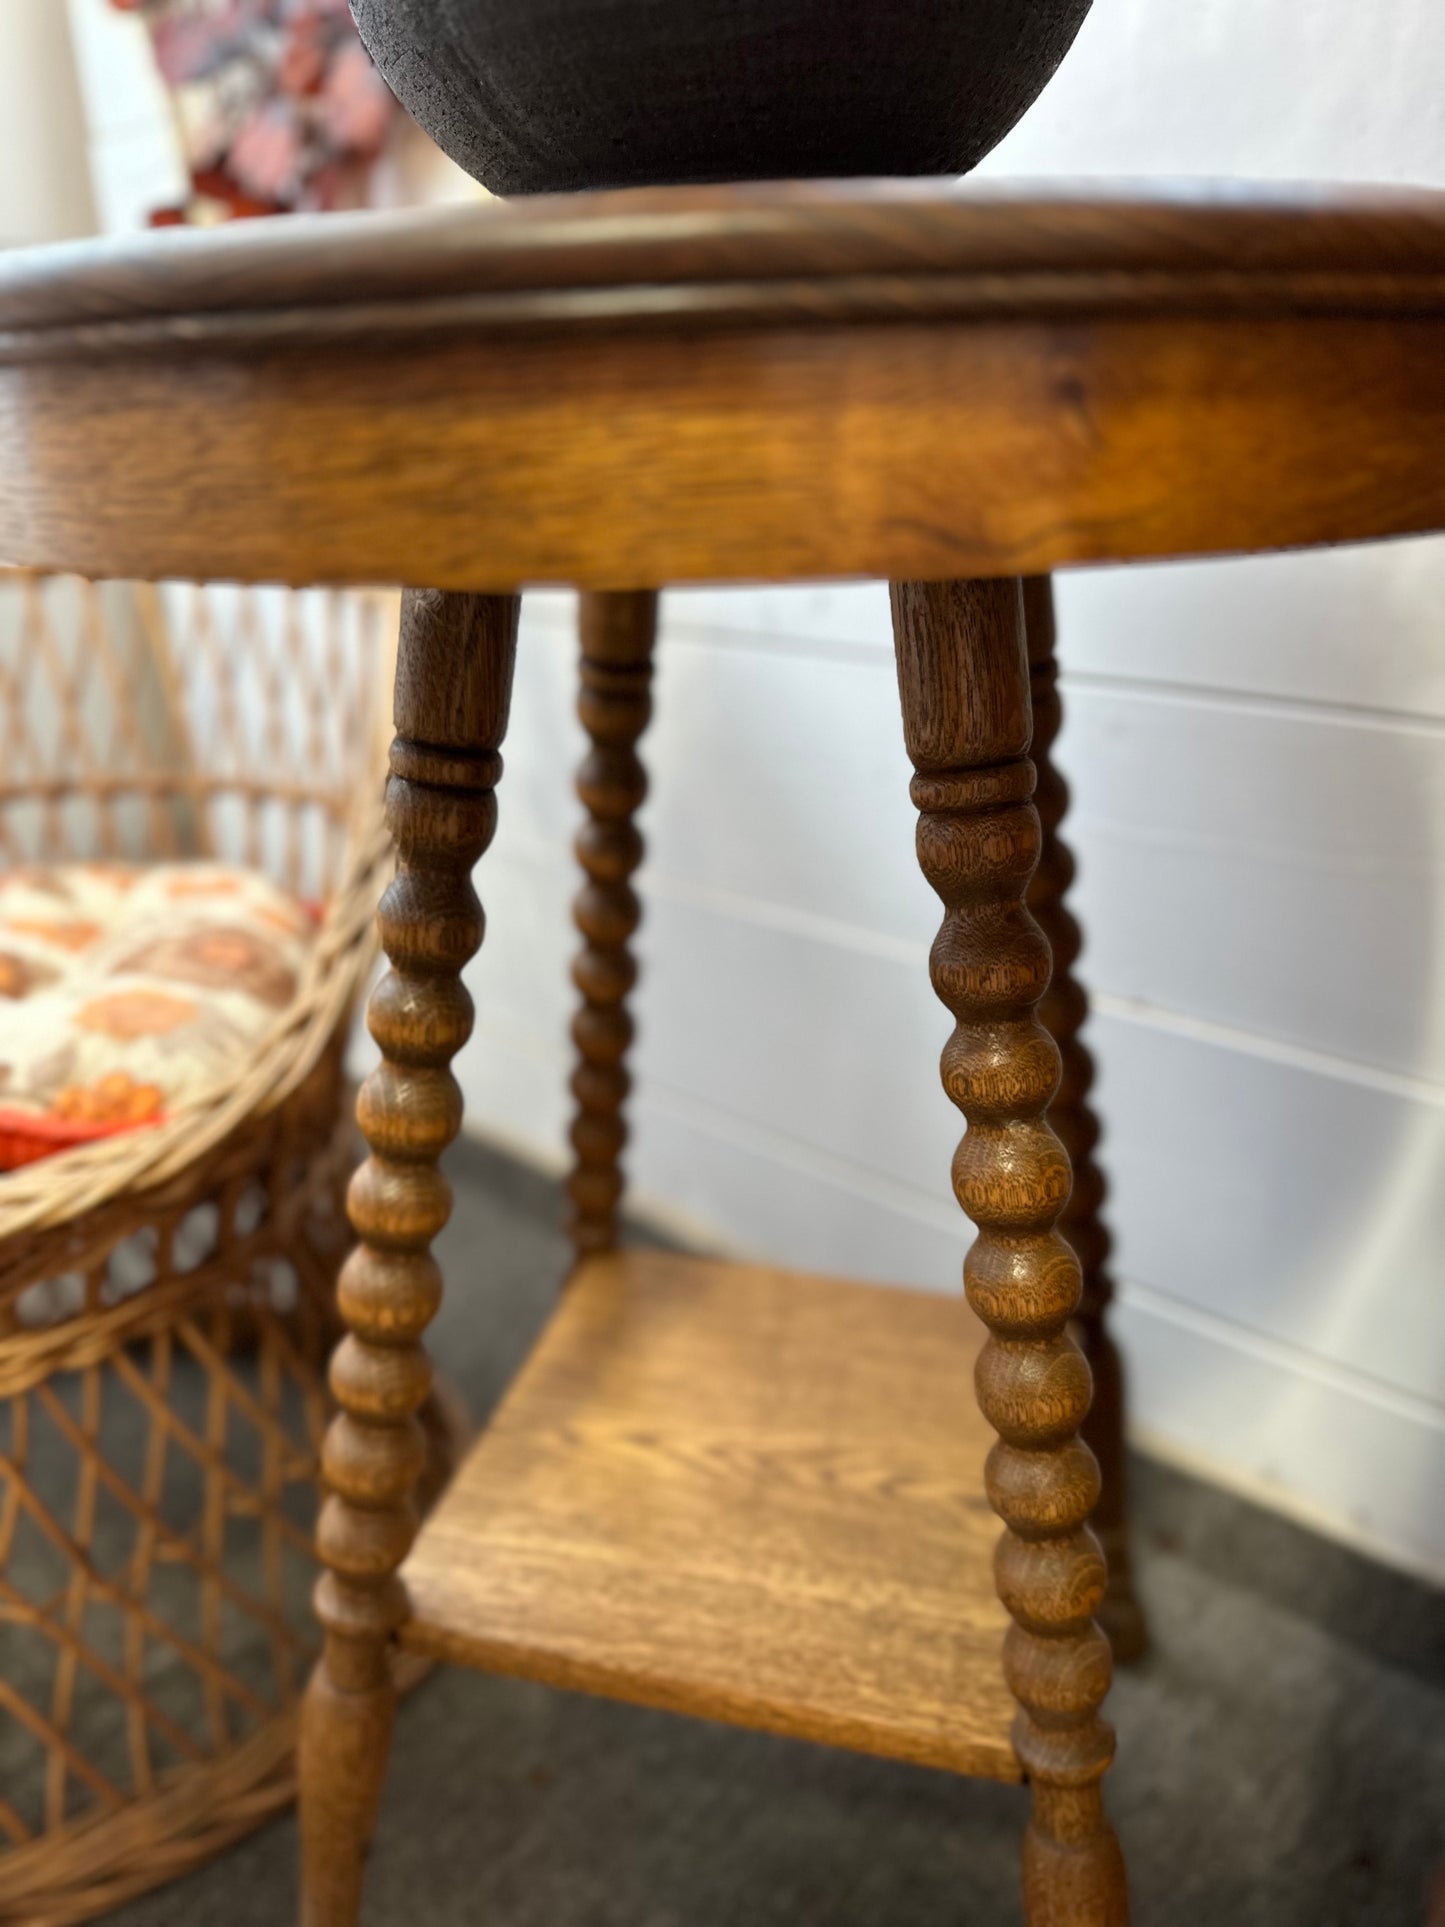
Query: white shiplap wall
451,0,1445,1584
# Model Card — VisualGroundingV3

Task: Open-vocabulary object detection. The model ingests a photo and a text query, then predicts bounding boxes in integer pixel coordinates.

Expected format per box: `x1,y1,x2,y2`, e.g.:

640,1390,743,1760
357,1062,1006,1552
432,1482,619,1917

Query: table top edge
3,177,1445,351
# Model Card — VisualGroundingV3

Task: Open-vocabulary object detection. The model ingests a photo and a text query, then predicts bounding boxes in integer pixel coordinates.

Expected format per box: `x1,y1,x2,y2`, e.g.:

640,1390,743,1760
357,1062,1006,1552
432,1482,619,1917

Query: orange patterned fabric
0,863,319,1170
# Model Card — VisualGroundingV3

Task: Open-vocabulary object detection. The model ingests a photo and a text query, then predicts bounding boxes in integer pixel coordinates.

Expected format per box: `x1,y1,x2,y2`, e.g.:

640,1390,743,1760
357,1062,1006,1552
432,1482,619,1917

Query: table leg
567,591,658,1264
299,588,520,1927
1023,577,1148,1663
892,577,1127,1927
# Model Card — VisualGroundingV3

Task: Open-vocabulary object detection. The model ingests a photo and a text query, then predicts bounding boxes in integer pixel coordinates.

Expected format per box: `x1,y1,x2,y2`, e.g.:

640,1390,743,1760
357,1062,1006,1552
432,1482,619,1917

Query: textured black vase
351,0,1093,196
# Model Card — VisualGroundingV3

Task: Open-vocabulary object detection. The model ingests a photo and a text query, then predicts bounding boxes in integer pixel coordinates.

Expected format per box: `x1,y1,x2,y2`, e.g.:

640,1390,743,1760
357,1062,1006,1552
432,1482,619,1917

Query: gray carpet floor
113,1141,1445,1927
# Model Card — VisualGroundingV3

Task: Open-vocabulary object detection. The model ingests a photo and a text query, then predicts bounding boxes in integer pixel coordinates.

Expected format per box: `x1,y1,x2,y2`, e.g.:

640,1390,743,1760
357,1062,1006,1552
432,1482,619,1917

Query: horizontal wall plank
512,593,928,941
1091,1014,1445,1412
1063,682,1445,1082
467,844,955,1195
521,536,1445,715
1117,1285,1445,1586
1057,536,1445,716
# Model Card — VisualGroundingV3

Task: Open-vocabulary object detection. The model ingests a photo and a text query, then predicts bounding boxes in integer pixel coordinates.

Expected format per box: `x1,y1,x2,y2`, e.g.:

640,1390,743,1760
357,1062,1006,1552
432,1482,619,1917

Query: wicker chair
0,572,450,1924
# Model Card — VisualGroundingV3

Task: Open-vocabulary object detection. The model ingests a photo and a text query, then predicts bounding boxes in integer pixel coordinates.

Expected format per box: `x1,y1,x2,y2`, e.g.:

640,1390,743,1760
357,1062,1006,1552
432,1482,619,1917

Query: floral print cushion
0,863,319,1171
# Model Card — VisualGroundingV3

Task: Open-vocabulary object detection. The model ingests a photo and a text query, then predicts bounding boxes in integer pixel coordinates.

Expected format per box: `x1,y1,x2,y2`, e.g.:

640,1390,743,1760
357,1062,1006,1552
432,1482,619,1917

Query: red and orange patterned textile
0,863,318,1167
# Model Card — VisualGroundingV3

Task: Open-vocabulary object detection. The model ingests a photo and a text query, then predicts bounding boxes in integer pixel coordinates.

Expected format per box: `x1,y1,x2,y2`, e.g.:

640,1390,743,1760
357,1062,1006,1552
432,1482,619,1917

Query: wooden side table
1,180,1441,1927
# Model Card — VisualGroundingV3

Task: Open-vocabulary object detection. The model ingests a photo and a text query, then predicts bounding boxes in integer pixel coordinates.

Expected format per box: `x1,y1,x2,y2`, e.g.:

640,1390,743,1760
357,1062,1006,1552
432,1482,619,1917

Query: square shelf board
400,1248,1020,1783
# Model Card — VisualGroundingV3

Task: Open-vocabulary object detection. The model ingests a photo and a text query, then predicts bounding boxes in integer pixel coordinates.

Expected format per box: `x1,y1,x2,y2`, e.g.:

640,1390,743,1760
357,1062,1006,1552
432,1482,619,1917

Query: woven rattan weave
0,573,454,1926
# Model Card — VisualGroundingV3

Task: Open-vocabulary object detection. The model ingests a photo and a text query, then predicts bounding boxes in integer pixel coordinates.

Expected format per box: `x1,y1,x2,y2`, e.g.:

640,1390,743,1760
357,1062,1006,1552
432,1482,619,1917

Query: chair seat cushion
0,862,319,1170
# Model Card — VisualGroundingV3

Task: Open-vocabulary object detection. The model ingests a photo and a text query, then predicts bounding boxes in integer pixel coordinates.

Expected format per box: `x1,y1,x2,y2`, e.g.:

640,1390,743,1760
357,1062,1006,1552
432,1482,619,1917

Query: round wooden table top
0,179,1442,590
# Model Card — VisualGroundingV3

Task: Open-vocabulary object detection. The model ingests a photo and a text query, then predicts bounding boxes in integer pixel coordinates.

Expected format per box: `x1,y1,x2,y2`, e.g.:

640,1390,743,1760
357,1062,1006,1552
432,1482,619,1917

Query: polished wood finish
298,589,519,1927
6,182,1445,339
399,1247,1019,1781
2,184,1443,591
567,592,658,1261
892,577,1126,1924
1024,577,1146,1664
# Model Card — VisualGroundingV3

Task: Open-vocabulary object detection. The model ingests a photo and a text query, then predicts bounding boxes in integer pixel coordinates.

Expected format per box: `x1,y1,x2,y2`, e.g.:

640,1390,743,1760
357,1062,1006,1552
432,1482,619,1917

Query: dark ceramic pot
351,0,1093,195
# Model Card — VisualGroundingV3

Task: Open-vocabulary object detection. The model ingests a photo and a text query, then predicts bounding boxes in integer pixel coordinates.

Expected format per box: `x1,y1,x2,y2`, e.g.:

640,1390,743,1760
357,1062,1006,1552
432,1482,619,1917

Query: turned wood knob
350,0,1092,195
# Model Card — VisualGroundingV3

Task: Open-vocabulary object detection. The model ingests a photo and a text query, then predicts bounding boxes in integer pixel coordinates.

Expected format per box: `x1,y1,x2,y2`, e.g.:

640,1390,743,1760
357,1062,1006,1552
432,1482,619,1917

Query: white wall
455,0,1445,1583
0,0,95,247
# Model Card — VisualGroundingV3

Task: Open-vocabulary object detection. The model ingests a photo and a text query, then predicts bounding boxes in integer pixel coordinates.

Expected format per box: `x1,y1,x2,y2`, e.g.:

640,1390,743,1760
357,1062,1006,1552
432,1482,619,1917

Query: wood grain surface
4,181,1444,340
299,590,520,1927
893,577,1126,1921
567,592,658,1262
399,1248,1021,1783
1,182,1442,590
1024,576,1146,1667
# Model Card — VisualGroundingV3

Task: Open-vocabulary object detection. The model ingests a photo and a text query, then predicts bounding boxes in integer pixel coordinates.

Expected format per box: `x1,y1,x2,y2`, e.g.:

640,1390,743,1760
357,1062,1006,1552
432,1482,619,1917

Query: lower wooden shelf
399,1249,1020,1783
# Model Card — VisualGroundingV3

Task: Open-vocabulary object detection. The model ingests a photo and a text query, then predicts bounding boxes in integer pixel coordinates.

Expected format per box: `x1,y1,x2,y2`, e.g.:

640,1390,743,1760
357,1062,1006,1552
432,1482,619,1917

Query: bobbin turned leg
891,578,1127,1926
567,591,659,1263
299,589,520,1927
1023,578,1147,1663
